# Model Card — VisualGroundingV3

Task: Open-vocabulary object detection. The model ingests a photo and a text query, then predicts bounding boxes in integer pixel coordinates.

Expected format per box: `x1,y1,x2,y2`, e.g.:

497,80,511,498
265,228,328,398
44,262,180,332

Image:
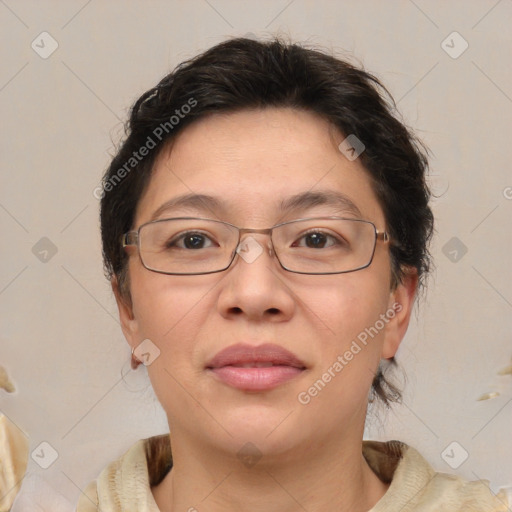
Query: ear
381,268,418,359
112,276,139,350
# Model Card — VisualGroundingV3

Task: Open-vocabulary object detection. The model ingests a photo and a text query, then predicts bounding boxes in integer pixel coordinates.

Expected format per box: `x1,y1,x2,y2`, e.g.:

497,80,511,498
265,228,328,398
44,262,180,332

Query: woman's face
117,108,416,459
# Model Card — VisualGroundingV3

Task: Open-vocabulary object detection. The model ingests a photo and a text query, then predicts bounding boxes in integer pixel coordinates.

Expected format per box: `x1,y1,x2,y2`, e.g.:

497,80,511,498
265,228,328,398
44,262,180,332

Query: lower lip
209,366,304,391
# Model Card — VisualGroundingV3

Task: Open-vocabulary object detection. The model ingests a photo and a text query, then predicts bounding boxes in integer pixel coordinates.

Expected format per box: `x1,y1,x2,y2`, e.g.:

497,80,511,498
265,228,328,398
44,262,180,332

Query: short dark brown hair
100,37,434,407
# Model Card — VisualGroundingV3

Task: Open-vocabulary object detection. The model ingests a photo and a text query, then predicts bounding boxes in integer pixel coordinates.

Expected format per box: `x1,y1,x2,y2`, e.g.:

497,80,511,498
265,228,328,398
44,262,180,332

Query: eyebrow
150,194,225,221
278,190,362,218
149,190,363,222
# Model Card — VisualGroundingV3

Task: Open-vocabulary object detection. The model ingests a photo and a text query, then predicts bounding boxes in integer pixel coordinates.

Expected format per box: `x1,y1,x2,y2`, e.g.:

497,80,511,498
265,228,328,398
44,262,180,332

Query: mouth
206,343,307,391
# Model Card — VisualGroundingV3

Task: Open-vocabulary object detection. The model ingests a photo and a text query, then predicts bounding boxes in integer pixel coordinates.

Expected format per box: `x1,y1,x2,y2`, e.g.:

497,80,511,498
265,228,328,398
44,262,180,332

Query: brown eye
166,231,216,250
293,230,342,249
182,233,208,249
304,232,328,248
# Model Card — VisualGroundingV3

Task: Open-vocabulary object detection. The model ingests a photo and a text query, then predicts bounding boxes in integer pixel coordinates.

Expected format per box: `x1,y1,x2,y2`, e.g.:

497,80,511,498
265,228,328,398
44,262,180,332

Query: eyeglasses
122,216,391,275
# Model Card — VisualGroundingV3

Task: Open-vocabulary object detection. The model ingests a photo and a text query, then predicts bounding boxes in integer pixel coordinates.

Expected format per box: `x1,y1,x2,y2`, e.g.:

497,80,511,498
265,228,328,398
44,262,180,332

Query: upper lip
206,343,306,369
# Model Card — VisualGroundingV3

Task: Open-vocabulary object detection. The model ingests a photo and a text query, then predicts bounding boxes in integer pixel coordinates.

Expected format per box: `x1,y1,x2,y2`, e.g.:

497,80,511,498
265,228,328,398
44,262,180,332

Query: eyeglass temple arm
377,231,404,250
376,231,389,243
122,231,138,247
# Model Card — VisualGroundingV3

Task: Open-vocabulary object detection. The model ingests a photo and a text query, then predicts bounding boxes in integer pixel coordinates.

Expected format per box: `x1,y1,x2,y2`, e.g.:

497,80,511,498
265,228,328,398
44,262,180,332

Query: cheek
317,271,391,343
129,264,207,370
130,260,203,335
296,274,391,420
304,269,392,404
129,268,209,409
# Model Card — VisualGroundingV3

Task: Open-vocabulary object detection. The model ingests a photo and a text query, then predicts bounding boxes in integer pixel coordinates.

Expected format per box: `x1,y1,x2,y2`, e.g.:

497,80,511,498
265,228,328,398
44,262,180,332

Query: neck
152,431,389,512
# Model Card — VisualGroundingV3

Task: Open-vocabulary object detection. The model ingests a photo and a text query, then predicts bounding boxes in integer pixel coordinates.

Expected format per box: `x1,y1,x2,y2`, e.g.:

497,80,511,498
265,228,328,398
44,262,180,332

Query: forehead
135,108,385,226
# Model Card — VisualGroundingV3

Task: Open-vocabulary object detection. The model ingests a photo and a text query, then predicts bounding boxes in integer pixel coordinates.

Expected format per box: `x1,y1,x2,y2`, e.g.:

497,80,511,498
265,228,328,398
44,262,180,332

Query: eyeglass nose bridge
237,227,275,257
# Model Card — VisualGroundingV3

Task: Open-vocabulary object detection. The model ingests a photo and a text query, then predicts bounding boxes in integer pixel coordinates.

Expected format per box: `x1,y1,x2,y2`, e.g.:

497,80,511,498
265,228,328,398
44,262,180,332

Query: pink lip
206,343,306,391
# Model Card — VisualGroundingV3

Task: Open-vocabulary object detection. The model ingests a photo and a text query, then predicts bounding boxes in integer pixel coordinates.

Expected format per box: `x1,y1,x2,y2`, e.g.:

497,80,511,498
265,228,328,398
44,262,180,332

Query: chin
197,402,301,451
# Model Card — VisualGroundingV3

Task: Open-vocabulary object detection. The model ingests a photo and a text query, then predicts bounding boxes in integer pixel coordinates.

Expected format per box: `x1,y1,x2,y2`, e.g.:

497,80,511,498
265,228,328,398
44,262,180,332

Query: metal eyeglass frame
121,216,392,276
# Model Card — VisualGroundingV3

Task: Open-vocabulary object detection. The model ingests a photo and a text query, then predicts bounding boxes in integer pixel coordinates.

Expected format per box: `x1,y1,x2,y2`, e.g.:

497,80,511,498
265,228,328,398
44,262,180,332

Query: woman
79,37,508,511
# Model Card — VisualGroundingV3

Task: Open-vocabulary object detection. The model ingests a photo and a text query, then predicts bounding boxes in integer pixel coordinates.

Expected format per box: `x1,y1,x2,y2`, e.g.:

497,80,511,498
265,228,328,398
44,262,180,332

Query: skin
114,108,417,512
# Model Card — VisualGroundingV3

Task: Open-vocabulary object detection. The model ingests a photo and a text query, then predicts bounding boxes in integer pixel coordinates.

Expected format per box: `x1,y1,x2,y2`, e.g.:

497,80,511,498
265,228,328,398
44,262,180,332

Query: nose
216,233,295,322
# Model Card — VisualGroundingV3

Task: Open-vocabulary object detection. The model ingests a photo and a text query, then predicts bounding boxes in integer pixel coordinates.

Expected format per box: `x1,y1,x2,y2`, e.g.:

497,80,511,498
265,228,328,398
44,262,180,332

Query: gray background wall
1,0,511,506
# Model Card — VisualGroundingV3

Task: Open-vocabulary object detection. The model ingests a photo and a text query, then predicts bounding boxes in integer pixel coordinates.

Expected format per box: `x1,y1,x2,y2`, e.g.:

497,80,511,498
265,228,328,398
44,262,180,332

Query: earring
131,348,142,370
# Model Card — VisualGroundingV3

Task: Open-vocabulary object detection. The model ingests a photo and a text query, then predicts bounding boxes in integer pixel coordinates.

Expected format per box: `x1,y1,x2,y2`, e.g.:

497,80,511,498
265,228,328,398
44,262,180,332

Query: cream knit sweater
77,437,510,511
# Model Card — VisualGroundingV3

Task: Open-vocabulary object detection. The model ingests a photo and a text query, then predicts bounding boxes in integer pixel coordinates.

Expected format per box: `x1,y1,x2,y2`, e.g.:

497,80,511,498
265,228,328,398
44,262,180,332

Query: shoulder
76,435,171,511
363,440,510,511
78,436,508,511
